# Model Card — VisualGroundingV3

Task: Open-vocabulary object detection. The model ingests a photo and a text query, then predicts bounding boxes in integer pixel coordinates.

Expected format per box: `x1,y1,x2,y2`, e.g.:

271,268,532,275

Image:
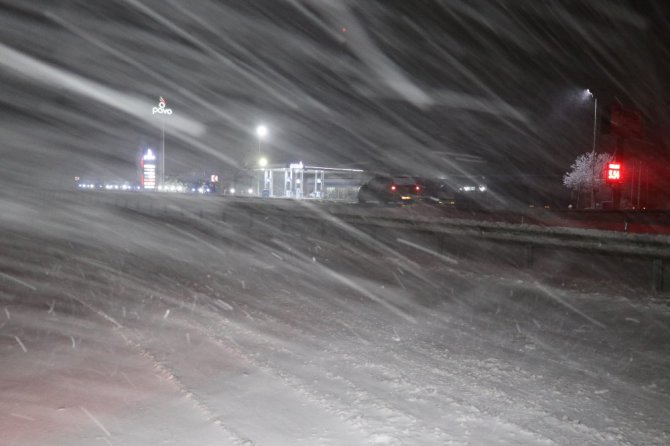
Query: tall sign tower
141,148,157,190
152,97,173,187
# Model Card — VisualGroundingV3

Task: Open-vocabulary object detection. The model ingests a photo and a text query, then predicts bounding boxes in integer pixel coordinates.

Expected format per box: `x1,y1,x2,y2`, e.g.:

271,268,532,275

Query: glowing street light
258,156,268,168
256,124,268,139
256,124,268,156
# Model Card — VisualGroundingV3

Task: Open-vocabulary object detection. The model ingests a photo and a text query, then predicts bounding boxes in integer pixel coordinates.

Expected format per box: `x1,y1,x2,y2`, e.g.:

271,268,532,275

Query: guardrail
63,191,670,294
326,212,670,293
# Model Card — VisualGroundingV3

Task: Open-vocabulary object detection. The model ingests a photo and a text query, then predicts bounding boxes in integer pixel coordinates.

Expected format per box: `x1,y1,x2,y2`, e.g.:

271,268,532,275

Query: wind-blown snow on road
1,197,669,445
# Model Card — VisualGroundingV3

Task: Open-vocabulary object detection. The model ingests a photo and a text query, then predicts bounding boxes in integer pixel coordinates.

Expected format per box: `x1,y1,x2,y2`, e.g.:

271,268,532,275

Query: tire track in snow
186,298,460,445
66,292,255,446
198,281,539,444
179,272,534,444
183,316,388,444
196,288,629,446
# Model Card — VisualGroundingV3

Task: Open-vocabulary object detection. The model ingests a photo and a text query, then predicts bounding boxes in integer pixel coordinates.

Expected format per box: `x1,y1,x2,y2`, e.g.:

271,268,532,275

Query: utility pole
590,96,598,208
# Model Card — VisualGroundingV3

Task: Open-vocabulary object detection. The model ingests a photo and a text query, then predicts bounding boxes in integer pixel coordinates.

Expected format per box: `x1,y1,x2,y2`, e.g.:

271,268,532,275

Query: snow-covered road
1,199,669,445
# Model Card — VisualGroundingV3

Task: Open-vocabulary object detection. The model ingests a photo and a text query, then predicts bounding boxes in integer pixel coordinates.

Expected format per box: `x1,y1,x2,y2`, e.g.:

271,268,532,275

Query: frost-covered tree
563,152,613,207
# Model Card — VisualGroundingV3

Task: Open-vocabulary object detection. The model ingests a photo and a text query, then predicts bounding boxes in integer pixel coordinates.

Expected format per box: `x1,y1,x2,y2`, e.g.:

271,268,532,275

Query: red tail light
390,185,397,191
415,185,421,192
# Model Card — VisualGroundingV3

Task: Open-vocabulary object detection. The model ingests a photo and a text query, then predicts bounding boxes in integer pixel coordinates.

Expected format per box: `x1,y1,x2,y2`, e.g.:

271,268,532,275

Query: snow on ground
1,197,669,445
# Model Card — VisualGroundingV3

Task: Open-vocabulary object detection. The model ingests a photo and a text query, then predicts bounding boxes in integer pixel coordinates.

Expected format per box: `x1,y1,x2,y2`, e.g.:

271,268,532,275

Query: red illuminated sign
606,163,622,183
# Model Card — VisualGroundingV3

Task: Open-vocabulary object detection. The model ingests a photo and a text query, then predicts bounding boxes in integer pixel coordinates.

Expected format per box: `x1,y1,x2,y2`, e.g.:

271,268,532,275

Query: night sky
1,0,668,194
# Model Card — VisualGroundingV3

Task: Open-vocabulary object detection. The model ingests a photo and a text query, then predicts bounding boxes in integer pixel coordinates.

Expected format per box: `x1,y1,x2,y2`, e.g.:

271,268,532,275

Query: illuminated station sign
606,162,622,183
152,96,173,115
141,148,157,190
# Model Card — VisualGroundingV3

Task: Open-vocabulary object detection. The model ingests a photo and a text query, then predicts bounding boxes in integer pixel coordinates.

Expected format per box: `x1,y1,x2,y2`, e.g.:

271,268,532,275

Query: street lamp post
590,96,598,208
255,125,268,195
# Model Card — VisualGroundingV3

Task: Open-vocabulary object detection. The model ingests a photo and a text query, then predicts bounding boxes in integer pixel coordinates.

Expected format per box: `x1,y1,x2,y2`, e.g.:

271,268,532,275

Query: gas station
254,162,364,200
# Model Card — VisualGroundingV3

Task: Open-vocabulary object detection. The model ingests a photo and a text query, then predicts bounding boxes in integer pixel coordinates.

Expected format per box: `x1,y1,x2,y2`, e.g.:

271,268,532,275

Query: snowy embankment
1,194,669,445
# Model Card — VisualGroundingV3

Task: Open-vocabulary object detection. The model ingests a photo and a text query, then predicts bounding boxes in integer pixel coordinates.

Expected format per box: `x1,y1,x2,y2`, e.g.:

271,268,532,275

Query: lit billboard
142,148,157,190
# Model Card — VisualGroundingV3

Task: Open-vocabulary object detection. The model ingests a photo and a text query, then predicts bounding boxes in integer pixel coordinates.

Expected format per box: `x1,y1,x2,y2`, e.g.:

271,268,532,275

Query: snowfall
1,193,669,446
2,1,670,445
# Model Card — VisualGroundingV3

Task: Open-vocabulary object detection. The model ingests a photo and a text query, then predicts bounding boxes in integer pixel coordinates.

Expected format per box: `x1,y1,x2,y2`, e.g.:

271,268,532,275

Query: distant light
143,148,156,161
256,124,268,139
205,188,210,193
479,185,487,192
259,156,268,167
341,27,347,33
390,185,396,191
229,188,236,194
247,188,253,194
191,188,196,192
